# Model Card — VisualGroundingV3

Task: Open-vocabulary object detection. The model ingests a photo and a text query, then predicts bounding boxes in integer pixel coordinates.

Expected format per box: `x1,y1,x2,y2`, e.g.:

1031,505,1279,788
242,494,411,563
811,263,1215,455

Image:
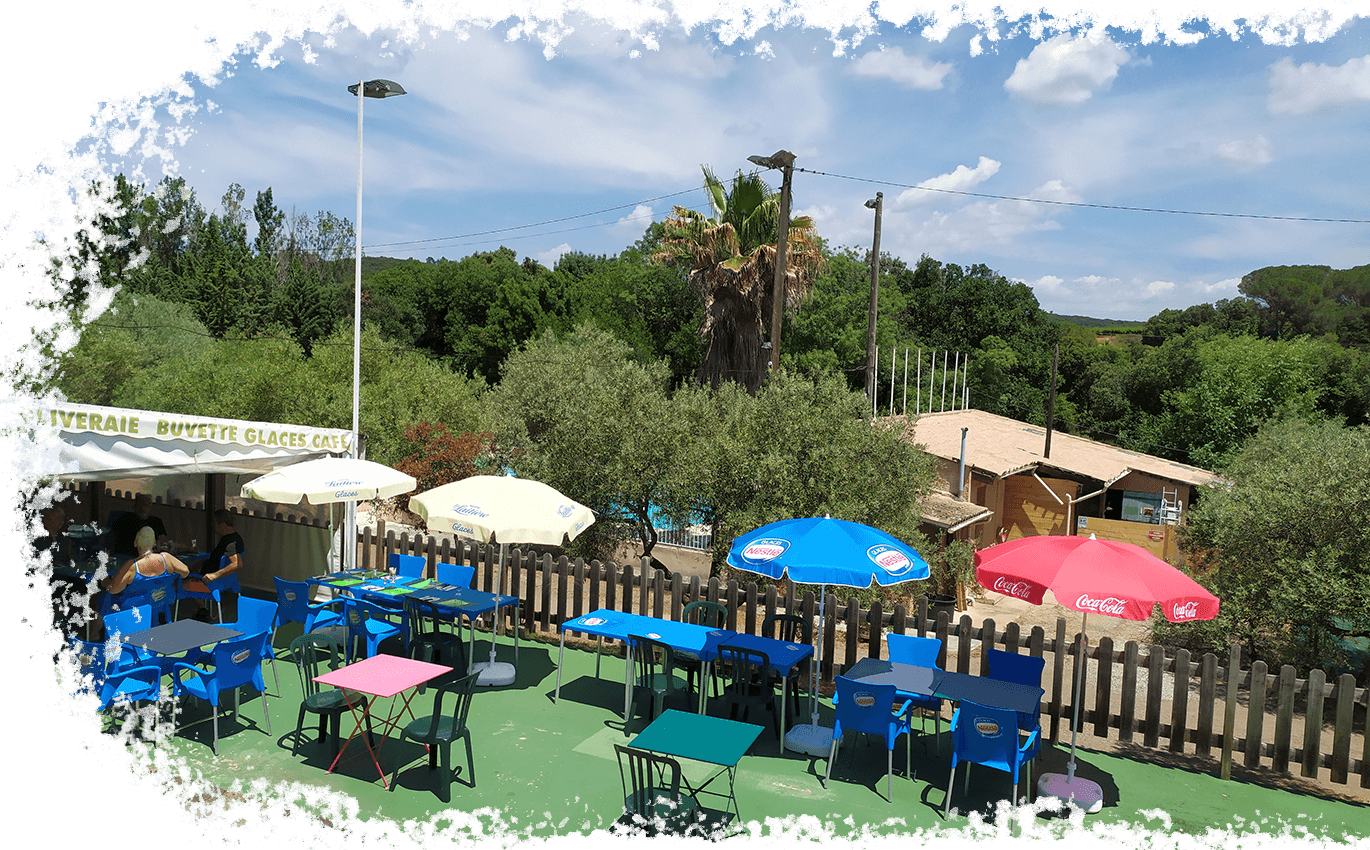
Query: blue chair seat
944,701,1040,817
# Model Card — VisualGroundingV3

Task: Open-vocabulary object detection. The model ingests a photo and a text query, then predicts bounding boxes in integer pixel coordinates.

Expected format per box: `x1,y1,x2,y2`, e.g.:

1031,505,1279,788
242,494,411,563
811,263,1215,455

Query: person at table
94,529,190,633
33,504,73,567
107,494,168,560
182,510,244,619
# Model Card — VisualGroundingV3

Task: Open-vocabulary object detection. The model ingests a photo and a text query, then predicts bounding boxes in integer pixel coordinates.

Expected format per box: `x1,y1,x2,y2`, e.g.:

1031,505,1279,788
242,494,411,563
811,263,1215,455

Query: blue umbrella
727,515,929,755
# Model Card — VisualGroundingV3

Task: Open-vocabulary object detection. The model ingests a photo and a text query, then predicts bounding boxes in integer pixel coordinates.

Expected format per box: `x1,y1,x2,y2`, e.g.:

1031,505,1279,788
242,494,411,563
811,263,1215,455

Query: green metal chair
629,635,690,724
288,633,373,759
678,601,728,701
612,744,706,836
391,672,479,802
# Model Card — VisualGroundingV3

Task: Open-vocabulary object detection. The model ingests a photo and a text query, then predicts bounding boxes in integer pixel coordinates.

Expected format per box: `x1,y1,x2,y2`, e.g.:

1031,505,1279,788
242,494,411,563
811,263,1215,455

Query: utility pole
1044,343,1059,459
863,192,883,403
748,150,796,372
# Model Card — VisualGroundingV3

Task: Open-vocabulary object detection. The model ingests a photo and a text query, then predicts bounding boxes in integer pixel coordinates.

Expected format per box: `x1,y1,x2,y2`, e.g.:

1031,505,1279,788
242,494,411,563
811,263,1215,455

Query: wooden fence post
1244,660,1269,768
1301,668,1326,779
1220,643,1240,780
1096,636,1115,739
1169,648,1190,753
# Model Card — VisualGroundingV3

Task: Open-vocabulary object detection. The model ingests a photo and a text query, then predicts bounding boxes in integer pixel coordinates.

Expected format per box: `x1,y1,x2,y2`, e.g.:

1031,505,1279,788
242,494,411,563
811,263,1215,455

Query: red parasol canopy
974,534,1219,623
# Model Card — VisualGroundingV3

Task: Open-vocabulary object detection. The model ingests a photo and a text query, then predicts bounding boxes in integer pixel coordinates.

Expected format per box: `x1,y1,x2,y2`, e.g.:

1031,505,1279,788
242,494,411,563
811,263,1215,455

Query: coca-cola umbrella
975,533,1219,812
727,515,930,756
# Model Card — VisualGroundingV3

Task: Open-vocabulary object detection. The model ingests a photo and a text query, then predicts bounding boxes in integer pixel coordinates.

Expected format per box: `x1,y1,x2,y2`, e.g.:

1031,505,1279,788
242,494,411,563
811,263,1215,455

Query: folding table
312,654,452,789
628,709,763,823
555,609,726,720
845,657,1044,716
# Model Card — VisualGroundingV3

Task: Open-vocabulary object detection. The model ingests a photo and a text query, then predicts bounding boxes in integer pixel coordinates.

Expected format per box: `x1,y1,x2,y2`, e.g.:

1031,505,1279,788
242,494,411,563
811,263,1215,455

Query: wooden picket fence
362,529,1369,792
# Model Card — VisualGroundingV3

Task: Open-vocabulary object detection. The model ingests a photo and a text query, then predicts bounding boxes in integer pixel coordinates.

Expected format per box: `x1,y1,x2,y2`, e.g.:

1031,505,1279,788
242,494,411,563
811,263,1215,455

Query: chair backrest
98,665,162,711
103,605,153,639
117,574,177,624
215,556,242,593
210,631,269,691
985,648,1046,689
71,638,110,683
614,744,684,823
389,553,426,579
886,633,942,670
418,672,478,740
682,601,728,629
403,596,440,642
951,700,1022,767
718,645,771,696
343,598,401,633
436,563,476,588
833,676,899,738
290,633,341,698
762,613,811,645
234,596,279,637
274,577,312,625
629,635,676,683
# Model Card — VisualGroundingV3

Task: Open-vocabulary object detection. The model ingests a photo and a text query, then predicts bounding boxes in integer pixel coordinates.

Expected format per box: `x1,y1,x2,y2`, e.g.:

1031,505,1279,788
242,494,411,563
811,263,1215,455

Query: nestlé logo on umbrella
741,537,789,563
867,544,914,575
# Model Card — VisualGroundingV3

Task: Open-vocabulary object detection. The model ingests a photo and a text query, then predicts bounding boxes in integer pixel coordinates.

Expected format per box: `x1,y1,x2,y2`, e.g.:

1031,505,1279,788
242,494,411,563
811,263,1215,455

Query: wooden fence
364,529,1369,792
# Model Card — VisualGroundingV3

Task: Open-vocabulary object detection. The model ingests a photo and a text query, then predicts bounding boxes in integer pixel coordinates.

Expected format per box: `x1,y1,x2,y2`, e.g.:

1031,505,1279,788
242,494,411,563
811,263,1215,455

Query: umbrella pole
471,541,516,687
1067,611,1088,781
490,541,505,665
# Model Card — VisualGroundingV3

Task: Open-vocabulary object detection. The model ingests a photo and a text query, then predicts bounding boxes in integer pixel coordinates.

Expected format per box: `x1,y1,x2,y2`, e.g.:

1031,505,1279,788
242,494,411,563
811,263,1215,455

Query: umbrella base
784,722,834,757
1037,772,1103,813
471,660,516,687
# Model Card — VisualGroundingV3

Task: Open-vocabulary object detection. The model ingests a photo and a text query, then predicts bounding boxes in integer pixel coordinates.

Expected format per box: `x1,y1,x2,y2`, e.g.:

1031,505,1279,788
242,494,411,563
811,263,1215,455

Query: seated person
182,510,244,618
33,504,73,567
99,525,190,602
107,494,168,559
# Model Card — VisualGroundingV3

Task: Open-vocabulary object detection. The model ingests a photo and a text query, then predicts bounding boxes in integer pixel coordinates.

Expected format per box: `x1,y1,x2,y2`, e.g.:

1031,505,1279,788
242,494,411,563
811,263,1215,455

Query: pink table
314,654,452,788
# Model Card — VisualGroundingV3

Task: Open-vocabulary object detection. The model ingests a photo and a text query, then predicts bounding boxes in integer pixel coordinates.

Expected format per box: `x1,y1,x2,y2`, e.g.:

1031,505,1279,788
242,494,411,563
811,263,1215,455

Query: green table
629,709,763,822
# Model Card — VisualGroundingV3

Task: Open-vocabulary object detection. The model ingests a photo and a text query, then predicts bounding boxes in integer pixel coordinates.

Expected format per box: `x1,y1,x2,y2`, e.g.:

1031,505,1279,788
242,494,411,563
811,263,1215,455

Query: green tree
1174,418,1370,672
653,166,824,393
277,255,335,356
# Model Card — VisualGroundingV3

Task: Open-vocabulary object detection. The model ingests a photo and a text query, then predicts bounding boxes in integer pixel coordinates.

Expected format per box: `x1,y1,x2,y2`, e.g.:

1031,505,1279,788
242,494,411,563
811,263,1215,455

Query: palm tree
653,165,824,393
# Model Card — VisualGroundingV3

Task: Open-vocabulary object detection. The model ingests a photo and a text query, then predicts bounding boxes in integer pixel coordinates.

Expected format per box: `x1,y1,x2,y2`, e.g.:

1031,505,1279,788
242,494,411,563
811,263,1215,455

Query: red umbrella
973,533,1220,812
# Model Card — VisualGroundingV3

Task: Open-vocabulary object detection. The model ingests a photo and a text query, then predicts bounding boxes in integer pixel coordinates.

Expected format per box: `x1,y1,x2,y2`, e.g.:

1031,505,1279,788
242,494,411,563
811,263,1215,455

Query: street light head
348,79,407,98
747,149,796,170
864,199,877,209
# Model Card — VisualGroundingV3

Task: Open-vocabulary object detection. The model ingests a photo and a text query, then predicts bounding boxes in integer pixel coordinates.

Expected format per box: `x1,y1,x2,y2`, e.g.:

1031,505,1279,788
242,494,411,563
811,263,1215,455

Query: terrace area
71,591,1369,845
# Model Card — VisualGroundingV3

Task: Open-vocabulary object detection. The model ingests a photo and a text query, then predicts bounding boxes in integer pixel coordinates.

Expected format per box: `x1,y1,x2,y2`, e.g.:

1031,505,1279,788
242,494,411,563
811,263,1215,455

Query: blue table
557,609,815,733
630,709,763,824
845,657,1044,716
405,585,521,671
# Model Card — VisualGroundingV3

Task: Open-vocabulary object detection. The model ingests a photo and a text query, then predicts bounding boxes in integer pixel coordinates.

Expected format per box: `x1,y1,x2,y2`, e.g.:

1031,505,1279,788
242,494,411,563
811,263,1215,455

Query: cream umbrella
409,474,595,686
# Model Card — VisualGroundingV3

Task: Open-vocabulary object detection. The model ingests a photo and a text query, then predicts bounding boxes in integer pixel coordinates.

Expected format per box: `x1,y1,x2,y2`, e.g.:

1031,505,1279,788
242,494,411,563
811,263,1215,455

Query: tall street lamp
864,192,883,405
346,77,405,570
747,150,795,372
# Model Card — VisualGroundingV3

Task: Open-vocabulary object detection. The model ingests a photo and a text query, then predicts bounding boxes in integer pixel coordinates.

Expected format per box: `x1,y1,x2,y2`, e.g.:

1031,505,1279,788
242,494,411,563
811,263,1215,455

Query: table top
561,609,718,654
845,657,1043,715
120,620,243,656
313,654,453,699
407,585,518,616
706,630,814,670
630,709,763,768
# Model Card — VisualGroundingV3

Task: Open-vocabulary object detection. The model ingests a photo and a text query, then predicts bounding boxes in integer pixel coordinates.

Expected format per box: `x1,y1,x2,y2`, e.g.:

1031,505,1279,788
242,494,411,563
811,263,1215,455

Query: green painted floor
123,624,1367,841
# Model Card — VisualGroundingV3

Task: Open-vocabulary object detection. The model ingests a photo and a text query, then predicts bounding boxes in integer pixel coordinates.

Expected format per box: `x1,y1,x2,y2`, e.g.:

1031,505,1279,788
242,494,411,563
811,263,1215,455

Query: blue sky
61,4,1367,324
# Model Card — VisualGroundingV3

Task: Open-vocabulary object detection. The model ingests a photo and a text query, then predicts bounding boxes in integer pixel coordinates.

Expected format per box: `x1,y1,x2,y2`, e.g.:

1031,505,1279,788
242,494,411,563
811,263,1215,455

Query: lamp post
346,78,405,570
747,150,795,372
864,192,883,405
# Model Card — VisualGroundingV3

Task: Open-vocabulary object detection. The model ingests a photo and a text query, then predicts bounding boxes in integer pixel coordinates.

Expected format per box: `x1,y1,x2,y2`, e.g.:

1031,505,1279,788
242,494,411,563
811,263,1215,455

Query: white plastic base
1037,772,1104,813
784,722,834,756
471,660,517,687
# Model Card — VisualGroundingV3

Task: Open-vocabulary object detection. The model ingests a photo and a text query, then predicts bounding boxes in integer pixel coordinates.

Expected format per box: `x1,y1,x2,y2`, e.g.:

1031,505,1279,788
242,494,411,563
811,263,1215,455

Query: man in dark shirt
108,493,168,556
183,509,244,619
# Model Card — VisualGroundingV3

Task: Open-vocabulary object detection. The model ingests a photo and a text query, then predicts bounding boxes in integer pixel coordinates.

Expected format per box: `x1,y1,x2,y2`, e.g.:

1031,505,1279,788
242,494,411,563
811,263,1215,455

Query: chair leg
824,732,840,786
260,688,271,734
438,741,452,804
293,707,307,756
210,703,219,756
944,762,956,816
887,748,894,801
463,734,476,788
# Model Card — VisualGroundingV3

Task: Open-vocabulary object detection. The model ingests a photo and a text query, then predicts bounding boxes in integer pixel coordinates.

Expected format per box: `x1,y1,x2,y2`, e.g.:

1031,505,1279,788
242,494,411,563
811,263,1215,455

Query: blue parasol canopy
727,515,929,586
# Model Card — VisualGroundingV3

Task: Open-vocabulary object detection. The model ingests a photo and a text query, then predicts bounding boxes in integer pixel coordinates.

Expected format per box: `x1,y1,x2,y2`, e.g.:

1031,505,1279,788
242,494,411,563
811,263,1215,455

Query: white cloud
1004,32,1130,105
1146,280,1177,296
1030,274,1069,294
1204,277,1242,295
536,243,573,266
1267,54,1370,114
1216,135,1273,166
848,46,952,90
611,204,655,238
893,156,1000,207
754,40,775,59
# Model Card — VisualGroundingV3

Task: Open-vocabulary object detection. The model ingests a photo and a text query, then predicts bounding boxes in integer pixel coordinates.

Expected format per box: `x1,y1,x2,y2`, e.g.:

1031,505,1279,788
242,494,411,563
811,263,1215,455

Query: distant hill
1049,313,1148,332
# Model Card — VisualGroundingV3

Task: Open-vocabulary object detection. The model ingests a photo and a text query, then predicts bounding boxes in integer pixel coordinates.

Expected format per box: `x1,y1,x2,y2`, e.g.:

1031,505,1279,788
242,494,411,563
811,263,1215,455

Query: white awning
25,402,355,482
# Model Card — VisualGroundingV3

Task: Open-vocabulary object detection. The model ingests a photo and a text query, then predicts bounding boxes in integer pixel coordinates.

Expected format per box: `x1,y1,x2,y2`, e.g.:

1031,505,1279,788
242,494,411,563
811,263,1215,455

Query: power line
793,167,1370,224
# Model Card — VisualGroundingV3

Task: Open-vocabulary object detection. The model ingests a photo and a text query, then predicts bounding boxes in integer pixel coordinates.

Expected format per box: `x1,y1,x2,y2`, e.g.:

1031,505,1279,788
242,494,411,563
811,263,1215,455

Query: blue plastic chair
886,632,945,751
67,633,162,734
100,572,177,626
825,677,914,802
389,553,426,579
188,597,281,692
436,563,476,588
985,648,1046,732
943,700,1040,816
177,556,241,622
102,605,166,674
341,598,407,663
172,631,272,755
275,577,344,635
